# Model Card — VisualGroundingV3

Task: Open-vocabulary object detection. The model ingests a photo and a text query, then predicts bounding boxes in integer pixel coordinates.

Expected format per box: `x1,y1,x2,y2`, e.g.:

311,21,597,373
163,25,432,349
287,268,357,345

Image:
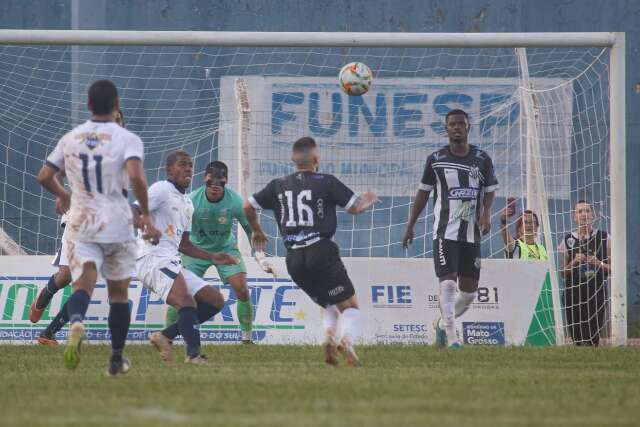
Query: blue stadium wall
1,0,639,334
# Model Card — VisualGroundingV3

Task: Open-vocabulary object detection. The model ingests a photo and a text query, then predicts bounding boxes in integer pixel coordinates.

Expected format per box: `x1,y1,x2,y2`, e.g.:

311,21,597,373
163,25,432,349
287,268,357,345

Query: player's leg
157,273,203,363
453,242,482,345
30,240,72,323
158,270,225,354
312,239,360,366
105,278,132,377
36,265,72,345
63,241,102,369
102,241,137,377
220,253,252,343
433,238,461,347
165,256,211,327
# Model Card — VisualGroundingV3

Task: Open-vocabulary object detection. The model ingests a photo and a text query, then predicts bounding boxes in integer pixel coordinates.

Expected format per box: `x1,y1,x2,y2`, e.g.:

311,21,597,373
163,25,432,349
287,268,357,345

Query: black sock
177,307,200,358
161,302,220,341
196,301,220,323
44,301,70,335
36,275,61,310
108,302,130,355
67,289,91,324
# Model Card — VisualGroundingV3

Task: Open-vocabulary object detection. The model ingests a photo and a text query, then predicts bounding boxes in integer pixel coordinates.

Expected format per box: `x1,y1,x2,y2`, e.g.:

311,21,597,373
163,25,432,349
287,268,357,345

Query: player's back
51,120,143,243
253,171,355,249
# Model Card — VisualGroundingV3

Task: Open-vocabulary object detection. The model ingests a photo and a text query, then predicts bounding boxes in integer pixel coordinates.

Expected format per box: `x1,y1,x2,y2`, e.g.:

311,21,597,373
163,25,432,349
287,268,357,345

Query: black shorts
433,237,481,280
285,239,355,307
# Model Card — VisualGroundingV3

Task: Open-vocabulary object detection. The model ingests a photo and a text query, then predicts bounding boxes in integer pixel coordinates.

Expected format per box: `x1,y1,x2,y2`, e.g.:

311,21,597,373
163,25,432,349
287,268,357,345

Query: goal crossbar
0,30,618,48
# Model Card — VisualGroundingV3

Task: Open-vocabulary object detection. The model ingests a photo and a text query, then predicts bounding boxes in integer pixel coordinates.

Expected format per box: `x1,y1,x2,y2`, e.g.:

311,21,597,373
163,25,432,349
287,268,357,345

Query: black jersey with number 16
249,172,357,249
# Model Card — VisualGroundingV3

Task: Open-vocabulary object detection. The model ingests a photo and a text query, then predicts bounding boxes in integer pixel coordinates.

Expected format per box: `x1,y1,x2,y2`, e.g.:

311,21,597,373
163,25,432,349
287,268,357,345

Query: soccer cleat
28,291,47,323
449,341,462,349
337,338,360,367
241,331,253,344
63,322,85,370
433,318,447,348
37,330,58,346
242,339,254,345
106,355,131,378
184,354,208,365
149,331,173,361
323,336,340,366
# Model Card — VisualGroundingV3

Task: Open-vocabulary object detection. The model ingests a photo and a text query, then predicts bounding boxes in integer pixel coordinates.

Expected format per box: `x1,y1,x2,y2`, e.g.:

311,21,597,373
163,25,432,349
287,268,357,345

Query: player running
30,110,127,346
244,136,378,366
164,160,256,343
134,150,238,364
37,81,159,375
402,109,498,348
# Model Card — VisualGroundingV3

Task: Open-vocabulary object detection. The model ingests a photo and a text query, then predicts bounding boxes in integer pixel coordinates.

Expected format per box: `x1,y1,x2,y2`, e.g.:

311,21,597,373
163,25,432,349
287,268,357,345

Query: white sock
455,290,477,318
322,305,340,338
439,280,457,341
339,308,361,344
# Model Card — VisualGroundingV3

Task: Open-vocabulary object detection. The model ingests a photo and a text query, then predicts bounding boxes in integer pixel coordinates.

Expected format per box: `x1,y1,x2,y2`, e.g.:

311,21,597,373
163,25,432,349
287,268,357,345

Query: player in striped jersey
402,109,498,347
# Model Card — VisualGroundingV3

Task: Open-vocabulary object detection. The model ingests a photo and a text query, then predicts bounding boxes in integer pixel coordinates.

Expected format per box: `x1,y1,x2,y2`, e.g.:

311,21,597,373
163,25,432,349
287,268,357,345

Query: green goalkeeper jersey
189,186,252,252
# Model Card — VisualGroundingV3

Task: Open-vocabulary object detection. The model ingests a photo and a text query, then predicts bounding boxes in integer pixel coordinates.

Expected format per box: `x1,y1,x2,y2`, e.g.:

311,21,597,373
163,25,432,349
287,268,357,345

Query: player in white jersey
134,150,237,364
37,81,159,376
31,110,127,346
402,109,497,348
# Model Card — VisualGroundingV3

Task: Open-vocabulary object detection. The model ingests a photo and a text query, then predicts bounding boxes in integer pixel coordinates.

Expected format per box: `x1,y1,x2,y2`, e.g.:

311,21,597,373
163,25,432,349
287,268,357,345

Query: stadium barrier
0,256,554,346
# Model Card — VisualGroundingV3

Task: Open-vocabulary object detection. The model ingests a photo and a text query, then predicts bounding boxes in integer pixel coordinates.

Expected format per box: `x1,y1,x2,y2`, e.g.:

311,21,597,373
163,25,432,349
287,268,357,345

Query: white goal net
0,31,626,346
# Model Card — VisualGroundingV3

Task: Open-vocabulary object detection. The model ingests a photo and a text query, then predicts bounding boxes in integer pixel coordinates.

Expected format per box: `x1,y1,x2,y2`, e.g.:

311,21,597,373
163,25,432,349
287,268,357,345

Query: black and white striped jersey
419,144,498,243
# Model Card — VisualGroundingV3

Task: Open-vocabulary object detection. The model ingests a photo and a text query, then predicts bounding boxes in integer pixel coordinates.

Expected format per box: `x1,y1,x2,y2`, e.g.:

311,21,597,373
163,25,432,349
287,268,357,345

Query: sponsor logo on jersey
448,187,479,200
328,286,345,297
469,166,480,180
462,322,505,346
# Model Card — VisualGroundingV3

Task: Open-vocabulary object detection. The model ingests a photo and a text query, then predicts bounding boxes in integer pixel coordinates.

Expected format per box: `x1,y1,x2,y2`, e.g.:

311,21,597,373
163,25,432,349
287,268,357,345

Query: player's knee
234,286,249,301
55,266,72,287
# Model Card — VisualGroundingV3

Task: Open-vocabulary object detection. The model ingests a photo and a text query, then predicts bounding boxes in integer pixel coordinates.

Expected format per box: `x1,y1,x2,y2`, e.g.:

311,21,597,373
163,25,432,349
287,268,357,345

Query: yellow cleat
63,322,85,370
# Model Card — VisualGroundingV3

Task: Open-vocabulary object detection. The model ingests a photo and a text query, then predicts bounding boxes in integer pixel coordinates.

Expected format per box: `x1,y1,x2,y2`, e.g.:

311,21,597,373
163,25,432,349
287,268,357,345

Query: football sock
44,301,70,335
108,302,130,356
165,305,178,328
236,299,253,335
339,308,361,343
35,274,61,310
454,290,477,318
67,289,91,324
439,280,457,341
161,302,221,341
177,307,201,358
322,305,339,337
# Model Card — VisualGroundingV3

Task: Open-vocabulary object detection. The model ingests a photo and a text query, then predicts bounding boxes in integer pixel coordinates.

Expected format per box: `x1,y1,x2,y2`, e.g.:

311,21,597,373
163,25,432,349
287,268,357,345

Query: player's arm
403,156,435,249
479,155,499,236
328,175,378,215
126,157,160,244
38,141,71,211
234,197,253,240
402,189,430,249
346,191,379,215
243,182,276,253
480,191,496,236
178,231,238,265
243,201,268,253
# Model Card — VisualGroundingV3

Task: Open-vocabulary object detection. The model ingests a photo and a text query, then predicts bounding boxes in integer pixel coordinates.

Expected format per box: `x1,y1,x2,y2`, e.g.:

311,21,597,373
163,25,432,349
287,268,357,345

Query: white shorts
51,230,69,267
67,240,137,282
135,255,208,301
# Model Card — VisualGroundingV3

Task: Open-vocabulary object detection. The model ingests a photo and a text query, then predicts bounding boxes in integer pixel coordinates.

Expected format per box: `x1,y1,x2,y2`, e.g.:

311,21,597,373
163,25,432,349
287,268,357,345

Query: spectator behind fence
499,198,548,261
558,200,611,346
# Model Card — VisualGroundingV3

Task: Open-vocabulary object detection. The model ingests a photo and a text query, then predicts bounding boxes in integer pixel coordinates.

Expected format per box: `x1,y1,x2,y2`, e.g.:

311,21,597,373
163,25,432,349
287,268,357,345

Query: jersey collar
167,179,187,194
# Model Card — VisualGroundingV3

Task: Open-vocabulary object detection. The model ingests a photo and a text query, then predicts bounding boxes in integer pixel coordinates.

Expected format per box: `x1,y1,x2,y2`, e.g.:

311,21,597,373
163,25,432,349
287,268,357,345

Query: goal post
0,30,626,346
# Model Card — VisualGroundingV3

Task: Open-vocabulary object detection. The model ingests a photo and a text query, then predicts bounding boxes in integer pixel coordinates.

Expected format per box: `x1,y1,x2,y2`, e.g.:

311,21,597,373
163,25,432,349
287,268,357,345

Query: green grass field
1,344,638,427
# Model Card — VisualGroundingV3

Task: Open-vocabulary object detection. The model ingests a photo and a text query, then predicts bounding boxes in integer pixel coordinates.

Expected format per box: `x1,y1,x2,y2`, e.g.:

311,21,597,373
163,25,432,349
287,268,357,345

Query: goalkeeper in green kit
165,161,254,343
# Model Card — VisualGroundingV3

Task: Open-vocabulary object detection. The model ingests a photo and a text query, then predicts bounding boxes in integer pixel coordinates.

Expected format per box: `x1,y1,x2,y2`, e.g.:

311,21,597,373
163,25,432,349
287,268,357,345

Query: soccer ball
339,62,372,96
